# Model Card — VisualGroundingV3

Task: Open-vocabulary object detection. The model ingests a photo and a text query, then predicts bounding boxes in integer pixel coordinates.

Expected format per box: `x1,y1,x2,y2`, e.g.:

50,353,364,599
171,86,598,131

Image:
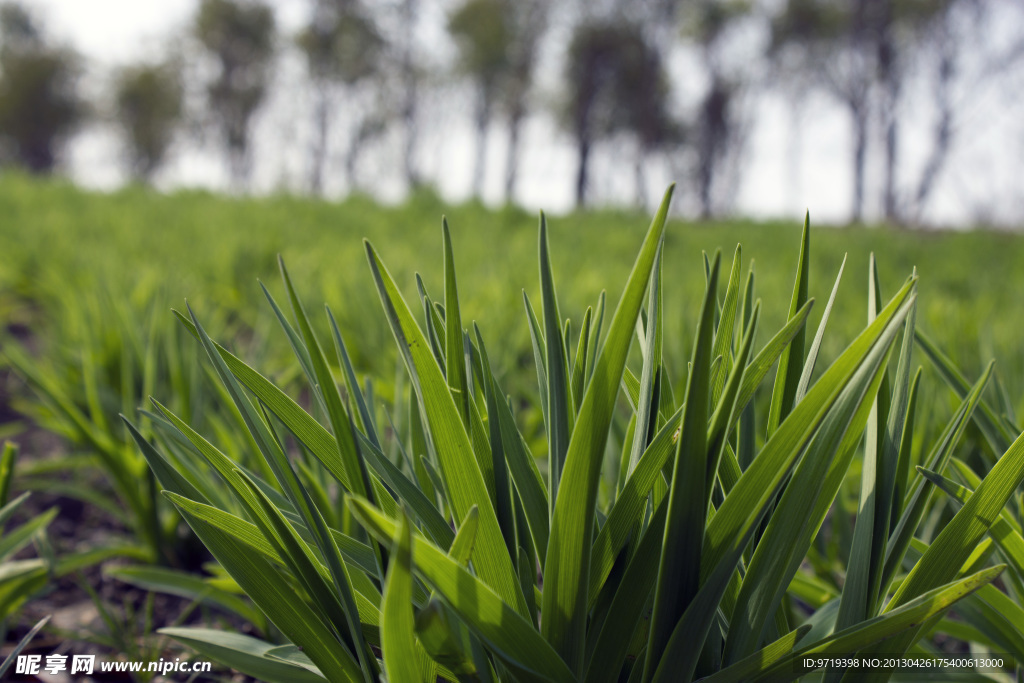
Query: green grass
2,174,1024,680
2,173,1023,404
107,189,1024,681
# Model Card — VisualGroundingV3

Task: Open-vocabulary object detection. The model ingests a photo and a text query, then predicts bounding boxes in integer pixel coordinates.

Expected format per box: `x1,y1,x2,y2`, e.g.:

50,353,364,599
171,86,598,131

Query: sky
20,0,1024,226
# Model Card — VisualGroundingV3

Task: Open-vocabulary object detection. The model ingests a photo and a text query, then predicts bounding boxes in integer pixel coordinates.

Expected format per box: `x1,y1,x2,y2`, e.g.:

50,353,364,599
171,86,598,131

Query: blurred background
3,0,1024,226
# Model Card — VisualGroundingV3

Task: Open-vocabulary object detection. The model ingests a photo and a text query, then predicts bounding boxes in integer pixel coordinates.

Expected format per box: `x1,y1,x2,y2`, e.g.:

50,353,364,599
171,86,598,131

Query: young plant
1,293,251,567
131,189,1024,682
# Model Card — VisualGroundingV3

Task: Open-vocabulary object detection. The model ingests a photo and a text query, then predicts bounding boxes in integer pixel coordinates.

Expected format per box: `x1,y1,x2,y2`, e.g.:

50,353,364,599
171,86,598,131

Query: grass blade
710,245,742,406
539,214,571,513
541,185,673,674
652,288,911,682
442,219,471,426
765,215,810,438
855,422,1024,680
644,251,720,682
382,511,430,683
365,240,527,615
167,493,363,682
794,254,846,402
627,248,663,478
159,628,327,683
349,497,575,683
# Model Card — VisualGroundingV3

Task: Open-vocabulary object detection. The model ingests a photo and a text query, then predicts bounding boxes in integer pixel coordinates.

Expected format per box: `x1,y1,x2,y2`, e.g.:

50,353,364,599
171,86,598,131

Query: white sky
19,0,1024,226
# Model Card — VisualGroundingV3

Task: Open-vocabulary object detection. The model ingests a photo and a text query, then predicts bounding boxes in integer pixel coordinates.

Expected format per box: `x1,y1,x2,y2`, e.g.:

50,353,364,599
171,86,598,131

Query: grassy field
2,174,1024,681
2,173,1022,402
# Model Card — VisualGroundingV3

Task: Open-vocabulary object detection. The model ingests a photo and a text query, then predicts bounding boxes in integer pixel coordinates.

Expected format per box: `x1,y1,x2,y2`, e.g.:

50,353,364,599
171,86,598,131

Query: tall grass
117,188,1024,681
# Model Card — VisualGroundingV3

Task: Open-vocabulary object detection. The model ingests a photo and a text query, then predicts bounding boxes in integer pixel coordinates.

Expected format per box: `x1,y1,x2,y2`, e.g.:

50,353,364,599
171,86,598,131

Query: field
2,174,1024,681
3,174,1022,396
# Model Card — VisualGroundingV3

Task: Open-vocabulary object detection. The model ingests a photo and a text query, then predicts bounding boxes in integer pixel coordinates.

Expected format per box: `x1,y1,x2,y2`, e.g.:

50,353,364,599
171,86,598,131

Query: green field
3,173,1022,402
3,174,1024,681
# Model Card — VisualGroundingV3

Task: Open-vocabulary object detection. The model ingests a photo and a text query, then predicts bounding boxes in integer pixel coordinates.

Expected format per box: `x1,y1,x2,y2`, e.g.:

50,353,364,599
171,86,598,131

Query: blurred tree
449,0,511,199
678,0,753,218
194,0,275,190
770,0,970,223
906,0,1024,222
298,0,384,196
113,62,184,183
0,3,84,173
448,0,547,201
498,2,545,202
565,19,676,207
397,0,422,191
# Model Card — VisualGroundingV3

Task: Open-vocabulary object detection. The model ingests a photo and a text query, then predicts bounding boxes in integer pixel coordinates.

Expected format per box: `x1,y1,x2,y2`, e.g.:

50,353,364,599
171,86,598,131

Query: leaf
723,305,892,663
166,492,363,682
652,287,910,682
0,507,56,562
159,628,327,683
326,307,380,449
765,215,810,438
106,565,264,626
645,250,720,680
415,599,479,680
176,309,451,545
583,501,668,683
0,442,16,509
382,511,430,683
835,283,916,637
475,326,516,560
492,370,549,559
880,363,994,592
0,491,30,529
588,291,607,383
365,240,526,615
236,471,369,677
588,298,811,605
277,258,376,511
0,616,50,679
542,185,673,674
524,291,549,429
539,214,571,511
914,330,1013,454
857,421,1024,679
626,247,663,478
122,416,207,504
570,307,594,415
710,245,742,406
164,492,383,638
349,497,575,683
918,467,1024,581
708,566,1003,683
442,219,471,427
694,626,810,683
794,254,846,402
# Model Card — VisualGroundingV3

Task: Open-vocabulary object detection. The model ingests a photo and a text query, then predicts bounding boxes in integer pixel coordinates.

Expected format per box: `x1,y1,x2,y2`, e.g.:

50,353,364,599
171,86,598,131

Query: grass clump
119,187,1024,681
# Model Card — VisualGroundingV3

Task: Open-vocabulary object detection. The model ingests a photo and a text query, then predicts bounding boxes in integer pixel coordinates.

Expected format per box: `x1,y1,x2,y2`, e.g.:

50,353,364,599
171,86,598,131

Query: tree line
0,0,1020,224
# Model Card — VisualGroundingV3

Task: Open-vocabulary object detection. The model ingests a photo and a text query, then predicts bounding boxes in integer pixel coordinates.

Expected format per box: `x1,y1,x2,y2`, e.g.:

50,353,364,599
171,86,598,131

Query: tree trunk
914,30,956,220
472,89,492,199
850,100,868,224
877,4,900,223
505,101,524,203
309,85,329,197
634,147,647,210
882,111,898,222
400,0,420,190
786,95,804,216
575,134,591,208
